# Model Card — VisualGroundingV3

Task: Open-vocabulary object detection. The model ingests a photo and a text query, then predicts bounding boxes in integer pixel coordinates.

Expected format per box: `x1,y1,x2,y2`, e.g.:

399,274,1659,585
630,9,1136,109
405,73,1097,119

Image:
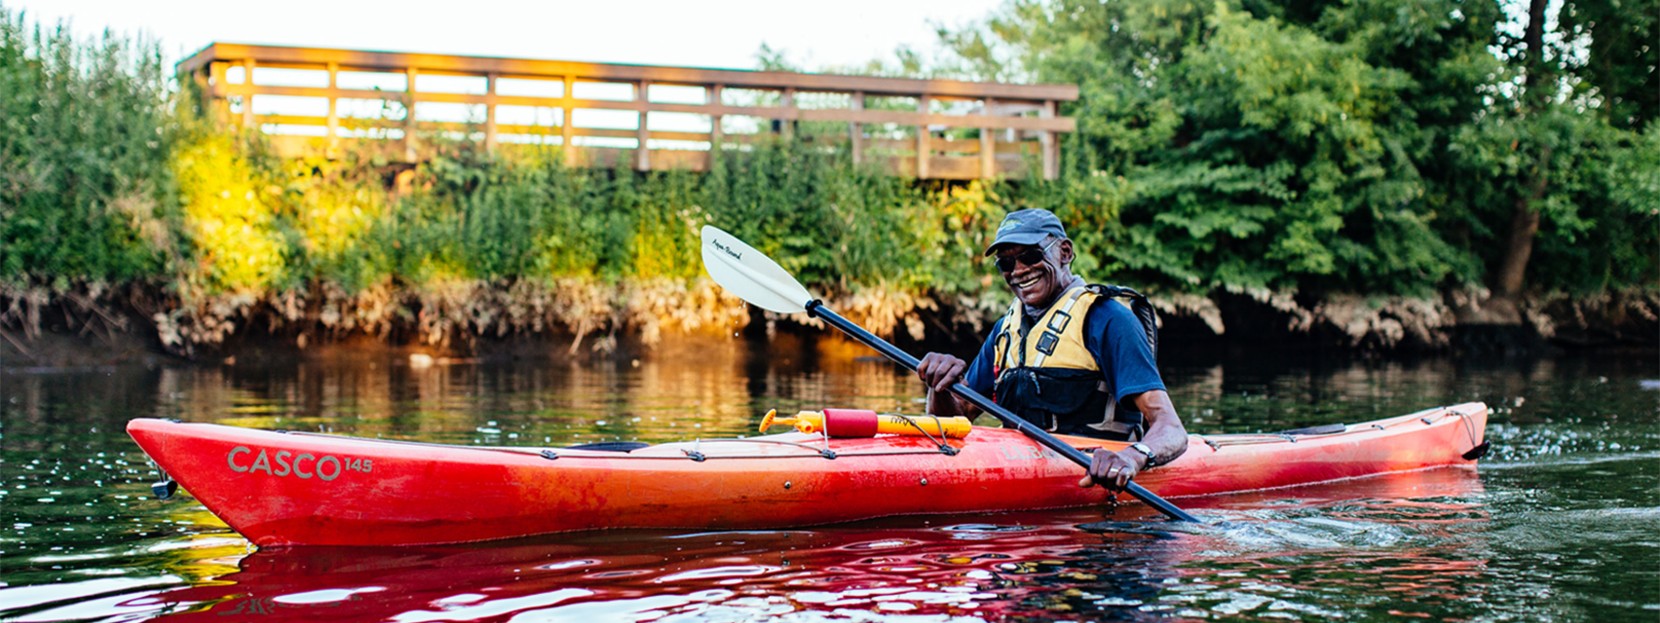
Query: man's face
994,238,1070,308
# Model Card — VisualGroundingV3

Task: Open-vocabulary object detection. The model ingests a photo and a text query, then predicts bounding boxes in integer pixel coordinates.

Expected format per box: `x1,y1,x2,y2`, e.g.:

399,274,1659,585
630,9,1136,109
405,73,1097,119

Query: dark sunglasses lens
995,247,1046,272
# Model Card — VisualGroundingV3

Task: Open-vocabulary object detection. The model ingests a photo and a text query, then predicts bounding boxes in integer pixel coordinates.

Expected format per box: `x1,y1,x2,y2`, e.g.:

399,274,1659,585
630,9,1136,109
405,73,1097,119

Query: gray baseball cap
984,208,1068,255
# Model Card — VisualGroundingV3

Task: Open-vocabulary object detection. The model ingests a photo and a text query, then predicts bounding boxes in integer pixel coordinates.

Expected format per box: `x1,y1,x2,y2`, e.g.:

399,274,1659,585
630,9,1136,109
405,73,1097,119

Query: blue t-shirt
962,297,1165,411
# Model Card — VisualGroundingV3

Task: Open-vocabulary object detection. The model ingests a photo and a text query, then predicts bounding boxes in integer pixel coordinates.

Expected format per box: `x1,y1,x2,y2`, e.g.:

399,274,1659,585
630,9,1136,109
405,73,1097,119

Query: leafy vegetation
0,0,1654,355
939,0,1658,300
0,9,178,283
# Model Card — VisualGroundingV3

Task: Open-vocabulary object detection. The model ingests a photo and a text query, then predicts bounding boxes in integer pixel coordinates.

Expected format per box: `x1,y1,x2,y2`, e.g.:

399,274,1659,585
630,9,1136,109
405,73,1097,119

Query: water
2,339,1656,622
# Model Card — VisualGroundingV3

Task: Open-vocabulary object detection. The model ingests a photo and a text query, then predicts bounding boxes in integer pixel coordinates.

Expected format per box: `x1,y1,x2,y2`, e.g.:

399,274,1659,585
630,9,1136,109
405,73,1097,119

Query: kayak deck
127,402,1488,547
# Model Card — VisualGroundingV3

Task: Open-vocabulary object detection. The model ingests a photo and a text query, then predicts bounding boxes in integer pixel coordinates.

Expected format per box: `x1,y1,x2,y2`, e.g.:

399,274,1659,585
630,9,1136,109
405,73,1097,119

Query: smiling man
916,208,1188,491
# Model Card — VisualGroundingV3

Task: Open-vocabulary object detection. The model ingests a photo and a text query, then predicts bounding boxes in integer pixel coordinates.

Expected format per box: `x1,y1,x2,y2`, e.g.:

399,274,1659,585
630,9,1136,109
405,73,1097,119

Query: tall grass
0,7,178,284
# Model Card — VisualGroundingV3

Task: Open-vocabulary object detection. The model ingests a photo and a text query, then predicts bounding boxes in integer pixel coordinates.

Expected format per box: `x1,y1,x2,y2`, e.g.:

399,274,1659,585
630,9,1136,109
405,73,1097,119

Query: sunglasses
994,239,1059,273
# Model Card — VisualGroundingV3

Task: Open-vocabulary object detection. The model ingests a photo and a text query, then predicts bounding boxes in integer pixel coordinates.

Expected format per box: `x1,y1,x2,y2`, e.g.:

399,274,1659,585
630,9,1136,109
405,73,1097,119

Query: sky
9,0,1007,72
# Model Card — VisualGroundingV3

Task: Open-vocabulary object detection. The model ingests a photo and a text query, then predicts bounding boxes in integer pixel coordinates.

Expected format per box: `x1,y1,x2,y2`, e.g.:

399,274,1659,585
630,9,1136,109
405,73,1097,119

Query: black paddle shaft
805,301,1199,523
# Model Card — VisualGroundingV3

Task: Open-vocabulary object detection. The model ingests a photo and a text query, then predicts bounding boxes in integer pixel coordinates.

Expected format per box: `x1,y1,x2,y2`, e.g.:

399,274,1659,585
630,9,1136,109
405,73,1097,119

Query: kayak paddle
701,225,1200,523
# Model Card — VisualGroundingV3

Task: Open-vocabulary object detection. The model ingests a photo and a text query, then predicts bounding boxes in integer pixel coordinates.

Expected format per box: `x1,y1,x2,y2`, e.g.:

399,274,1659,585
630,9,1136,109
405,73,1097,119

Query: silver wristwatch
1129,442,1158,467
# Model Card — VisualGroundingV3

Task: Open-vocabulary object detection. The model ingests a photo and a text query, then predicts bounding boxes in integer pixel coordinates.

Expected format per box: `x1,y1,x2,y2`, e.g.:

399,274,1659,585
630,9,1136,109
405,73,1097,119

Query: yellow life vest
988,284,1158,440
992,286,1102,375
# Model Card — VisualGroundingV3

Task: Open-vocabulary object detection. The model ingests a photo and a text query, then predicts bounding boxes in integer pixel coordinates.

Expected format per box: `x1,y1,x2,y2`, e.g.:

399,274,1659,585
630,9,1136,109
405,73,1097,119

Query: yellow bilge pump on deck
761,408,973,439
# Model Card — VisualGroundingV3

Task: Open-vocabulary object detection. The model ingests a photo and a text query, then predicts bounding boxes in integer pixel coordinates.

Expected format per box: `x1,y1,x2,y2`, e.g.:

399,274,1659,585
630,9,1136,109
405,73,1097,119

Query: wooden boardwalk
178,43,1078,180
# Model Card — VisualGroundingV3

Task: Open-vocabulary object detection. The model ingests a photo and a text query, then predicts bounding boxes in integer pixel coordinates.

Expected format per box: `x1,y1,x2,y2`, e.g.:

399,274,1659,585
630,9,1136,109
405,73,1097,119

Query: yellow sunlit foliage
630,201,704,281
291,158,382,273
171,133,287,296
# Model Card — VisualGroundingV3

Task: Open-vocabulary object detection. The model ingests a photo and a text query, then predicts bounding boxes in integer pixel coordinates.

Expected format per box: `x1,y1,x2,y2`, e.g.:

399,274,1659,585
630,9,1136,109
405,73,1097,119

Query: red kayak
127,402,1488,547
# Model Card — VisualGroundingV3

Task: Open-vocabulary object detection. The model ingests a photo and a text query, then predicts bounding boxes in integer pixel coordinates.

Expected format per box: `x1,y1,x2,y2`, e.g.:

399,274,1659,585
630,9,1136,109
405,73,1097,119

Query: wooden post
404,67,419,160
709,84,723,170
1040,100,1058,180
636,80,651,170
980,97,996,179
326,62,340,150
194,64,214,122
561,75,575,164
241,58,256,127
484,72,498,152
916,95,930,178
780,87,795,139
850,90,864,166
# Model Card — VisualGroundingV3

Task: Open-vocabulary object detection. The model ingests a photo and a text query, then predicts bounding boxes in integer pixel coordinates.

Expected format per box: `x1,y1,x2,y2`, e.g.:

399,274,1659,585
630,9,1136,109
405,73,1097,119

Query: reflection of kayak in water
121,517,1167,622
122,469,1489,623
126,403,1488,547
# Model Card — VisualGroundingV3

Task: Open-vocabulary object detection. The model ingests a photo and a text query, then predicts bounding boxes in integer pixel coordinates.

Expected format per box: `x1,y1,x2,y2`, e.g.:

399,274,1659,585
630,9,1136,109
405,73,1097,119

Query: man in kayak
917,208,1188,492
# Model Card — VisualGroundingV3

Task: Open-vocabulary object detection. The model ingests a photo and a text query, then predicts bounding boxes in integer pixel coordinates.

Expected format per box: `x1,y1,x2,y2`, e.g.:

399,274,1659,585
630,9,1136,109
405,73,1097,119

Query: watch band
1129,442,1159,468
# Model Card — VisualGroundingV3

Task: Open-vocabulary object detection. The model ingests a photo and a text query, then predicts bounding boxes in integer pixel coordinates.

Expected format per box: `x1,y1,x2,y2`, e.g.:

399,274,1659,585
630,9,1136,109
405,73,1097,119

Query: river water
1,339,1656,622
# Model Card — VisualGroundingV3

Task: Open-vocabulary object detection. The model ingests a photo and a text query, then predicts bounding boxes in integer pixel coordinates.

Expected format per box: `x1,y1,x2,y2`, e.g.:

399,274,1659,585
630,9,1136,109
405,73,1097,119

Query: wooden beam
404,67,418,159
636,80,650,170
484,72,498,151
175,43,1080,101
850,90,864,166
980,98,995,179
326,62,339,148
227,115,719,142
192,64,211,121
708,84,723,170
241,58,256,127
916,95,929,179
202,84,1078,132
1040,100,1058,180
780,88,795,139
561,75,575,164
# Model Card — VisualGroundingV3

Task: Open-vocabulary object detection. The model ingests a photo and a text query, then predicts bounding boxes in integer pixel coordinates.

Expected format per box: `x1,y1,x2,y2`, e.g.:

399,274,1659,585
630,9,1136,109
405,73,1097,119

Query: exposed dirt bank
2,281,1654,368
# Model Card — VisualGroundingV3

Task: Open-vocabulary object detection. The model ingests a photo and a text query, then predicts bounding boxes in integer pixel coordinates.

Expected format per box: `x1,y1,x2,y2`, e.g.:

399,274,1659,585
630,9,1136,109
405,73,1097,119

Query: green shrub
0,10,178,284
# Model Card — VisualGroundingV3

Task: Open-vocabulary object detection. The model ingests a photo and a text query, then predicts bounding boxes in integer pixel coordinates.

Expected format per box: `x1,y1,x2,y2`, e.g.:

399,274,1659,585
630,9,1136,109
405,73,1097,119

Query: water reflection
7,469,1488,622
120,339,926,445
1,341,1656,621
90,519,1160,621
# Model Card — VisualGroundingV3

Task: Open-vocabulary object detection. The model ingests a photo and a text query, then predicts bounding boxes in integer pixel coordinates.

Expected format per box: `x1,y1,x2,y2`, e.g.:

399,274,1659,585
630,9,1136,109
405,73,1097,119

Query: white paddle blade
701,225,814,314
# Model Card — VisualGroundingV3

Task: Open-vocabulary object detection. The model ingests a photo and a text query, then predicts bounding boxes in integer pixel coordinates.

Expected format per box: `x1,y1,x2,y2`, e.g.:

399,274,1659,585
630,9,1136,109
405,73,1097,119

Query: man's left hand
1077,447,1147,491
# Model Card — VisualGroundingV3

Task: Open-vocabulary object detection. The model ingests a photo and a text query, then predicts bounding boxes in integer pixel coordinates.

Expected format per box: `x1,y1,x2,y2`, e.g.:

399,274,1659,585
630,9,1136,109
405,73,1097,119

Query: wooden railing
177,43,1078,179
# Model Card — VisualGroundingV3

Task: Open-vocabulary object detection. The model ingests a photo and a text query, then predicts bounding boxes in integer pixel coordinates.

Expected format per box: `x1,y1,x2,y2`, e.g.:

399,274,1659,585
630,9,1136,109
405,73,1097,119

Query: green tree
938,0,1656,302
1560,0,1660,131
942,0,1487,294
1449,0,1657,311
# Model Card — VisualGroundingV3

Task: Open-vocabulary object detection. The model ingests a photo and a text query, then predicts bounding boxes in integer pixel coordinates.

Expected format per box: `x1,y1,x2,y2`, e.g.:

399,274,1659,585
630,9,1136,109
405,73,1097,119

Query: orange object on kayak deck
760,408,974,438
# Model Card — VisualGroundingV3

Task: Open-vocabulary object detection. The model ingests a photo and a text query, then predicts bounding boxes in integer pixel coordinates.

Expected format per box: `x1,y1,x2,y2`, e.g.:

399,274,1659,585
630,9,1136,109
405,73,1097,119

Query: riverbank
3,280,1652,367
4,9,1655,371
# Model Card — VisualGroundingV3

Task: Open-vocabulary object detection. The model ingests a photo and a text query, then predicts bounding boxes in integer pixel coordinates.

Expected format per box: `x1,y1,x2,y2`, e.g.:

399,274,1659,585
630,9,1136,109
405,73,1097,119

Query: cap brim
983,232,1050,255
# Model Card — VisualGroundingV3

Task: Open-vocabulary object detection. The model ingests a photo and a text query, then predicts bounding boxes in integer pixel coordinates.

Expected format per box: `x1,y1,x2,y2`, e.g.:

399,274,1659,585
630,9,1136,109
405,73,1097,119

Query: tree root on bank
1,280,1654,362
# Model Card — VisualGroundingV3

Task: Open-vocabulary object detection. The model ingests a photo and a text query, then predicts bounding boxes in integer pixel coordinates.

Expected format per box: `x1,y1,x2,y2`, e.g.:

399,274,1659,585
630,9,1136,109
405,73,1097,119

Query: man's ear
1058,239,1075,265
